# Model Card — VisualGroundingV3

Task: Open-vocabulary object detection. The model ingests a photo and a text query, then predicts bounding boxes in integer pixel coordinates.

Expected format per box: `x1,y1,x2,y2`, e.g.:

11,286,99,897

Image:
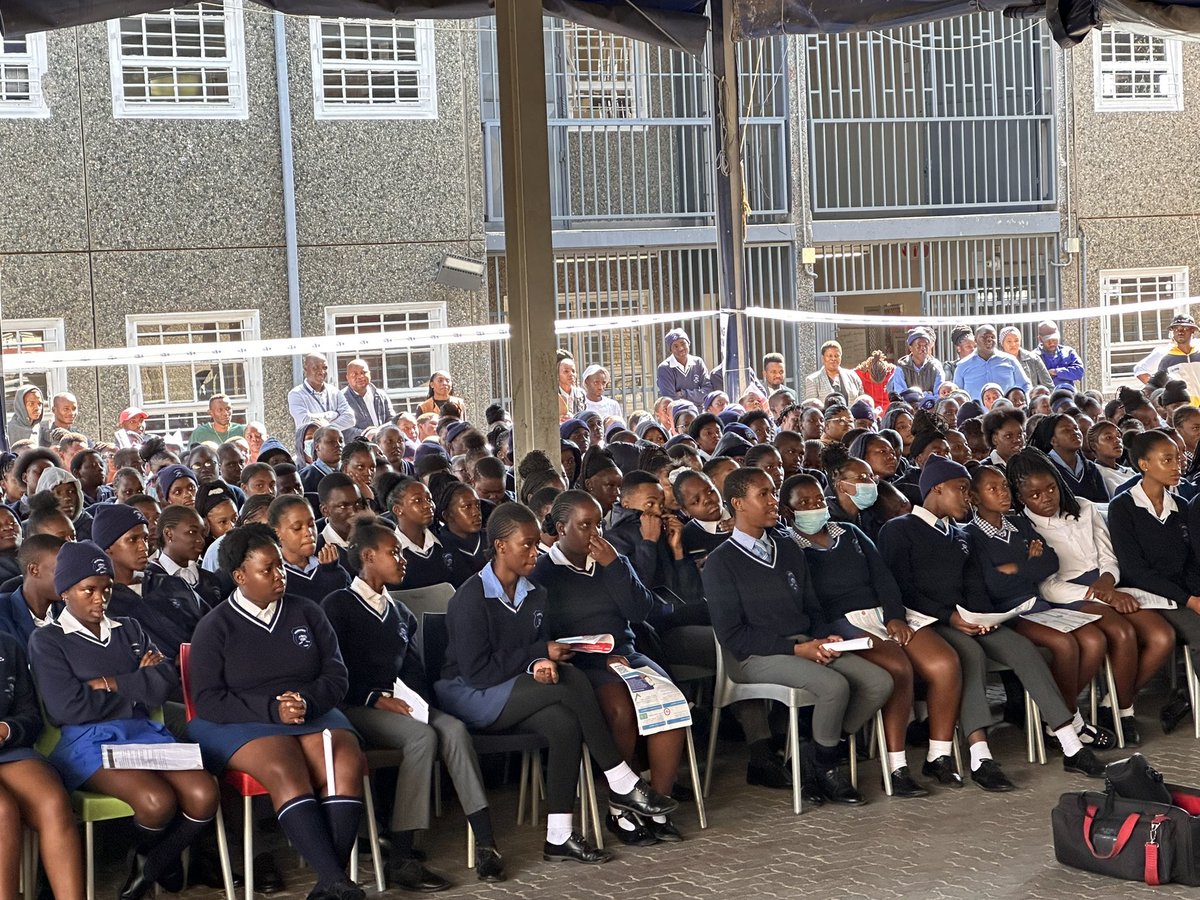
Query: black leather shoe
1063,747,1106,778
800,775,826,806
670,782,695,803
1121,716,1142,747
746,758,793,789
543,832,613,864
188,850,243,889
388,859,451,893
156,857,186,894
888,766,929,798
118,850,151,900
814,765,865,805
645,816,684,843
608,779,678,818
319,879,366,900
474,846,505,883
971,758,1016,792
921,755,963,788
606,812,658,846
253,852,285,894
1161,691,1191,735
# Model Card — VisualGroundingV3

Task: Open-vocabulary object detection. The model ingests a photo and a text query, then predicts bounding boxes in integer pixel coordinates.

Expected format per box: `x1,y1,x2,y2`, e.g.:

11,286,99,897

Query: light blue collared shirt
953,350,1030,400
479,561,534,613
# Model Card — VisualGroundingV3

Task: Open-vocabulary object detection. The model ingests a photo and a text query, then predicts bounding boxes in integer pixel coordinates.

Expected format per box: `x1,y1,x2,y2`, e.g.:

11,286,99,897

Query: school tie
751,536,773,563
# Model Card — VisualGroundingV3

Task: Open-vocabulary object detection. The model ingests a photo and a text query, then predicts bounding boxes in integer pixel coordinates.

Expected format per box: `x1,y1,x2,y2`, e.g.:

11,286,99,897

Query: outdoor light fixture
435,254,486,292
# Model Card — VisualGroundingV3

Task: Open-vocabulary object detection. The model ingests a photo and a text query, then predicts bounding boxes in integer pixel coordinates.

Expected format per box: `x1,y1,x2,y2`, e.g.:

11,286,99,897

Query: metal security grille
805,13,1055,217
1099,268,1190,391
1094,31,1182,111
480,20,788,227
487,245,799,413
311,17,437,118
0,35,39,106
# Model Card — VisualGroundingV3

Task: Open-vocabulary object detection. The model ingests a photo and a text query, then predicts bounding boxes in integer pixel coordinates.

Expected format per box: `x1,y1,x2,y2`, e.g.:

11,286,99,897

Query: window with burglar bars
2,319,66,407
562,23,646,120
108,1,248,119
311,17,437,119
1100,267,1190,391
324,303,448,411
1094,30,1183,112
126,311,261,441
0,33,49,117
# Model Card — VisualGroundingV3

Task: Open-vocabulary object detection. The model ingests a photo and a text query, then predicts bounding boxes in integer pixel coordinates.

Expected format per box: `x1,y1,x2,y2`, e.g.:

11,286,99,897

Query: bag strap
1144,814,1169,886
1083,804,1142,859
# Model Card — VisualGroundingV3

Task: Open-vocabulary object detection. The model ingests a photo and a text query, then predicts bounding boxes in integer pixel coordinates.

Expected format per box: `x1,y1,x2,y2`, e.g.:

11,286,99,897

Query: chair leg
349,837,359,883
433,764,443,819
466,821,474,870
787,706,802,816
1104,656,1125,749
951,727,963,779
1024,692,1037,765
243,794,254,900
684,727,707,829
1032,696,1046,765
581,749,602,850
516,752,530,826
85,820,94,900
1089,674,1099,726
875,711,892,797
214,808,236,900
848,732,858,789
1184,648,1200,740
577,759,590,844
532,753,543,827
703,706,722,798
362,775,385,893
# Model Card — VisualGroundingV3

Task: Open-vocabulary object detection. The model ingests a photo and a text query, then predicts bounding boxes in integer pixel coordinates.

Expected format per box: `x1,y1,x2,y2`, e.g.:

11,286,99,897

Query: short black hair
267,493,311,528
721,466,768,506
317,472,357,504
157,503,203,546
218,522,280,572
17,533,65,573
240,461,273,484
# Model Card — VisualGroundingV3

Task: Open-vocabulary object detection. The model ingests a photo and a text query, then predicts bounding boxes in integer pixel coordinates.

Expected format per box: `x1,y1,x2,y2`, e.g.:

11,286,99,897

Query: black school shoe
645,816,685,843
1063,747,1106,778
605,811,658,847
543,832,613,864
921,755,963,788
253,852,285,894
812,765,866,805
388,859,451,893
746,757,793,789
608,779,679,818
1161,691,1192,735
1097,707,1142,747
307,879,366,900
970,758,1016,793
474,847,505,883
887,767,929,798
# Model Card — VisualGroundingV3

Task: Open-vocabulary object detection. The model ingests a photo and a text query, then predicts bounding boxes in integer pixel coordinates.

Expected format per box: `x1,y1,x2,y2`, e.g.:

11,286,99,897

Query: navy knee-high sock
321,795,364,867
276,794,346,887
143,813,213,882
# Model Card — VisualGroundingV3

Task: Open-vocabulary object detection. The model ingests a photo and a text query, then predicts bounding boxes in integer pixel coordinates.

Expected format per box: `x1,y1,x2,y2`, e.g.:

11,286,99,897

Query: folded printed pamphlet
844,606,938,641
555,633,615,653
102,743,203,771
609,662,692,736
1020,609,1102,633
392,678,430,724
955,597,1037,627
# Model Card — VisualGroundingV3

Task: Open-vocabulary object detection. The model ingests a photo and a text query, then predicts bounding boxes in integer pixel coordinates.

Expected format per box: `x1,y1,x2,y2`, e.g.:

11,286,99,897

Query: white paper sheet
609,663,692,736
1123,590,1179,610
555,634,615,653
955,597,1037,627
1020,609,1102,633
844,606,938,641
392,677,430,724
101,743,203,771
821,637,874,652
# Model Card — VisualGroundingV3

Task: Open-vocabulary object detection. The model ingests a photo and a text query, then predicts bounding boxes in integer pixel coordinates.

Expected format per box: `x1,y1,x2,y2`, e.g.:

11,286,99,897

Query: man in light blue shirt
287,352,355,432
952,324,1030,401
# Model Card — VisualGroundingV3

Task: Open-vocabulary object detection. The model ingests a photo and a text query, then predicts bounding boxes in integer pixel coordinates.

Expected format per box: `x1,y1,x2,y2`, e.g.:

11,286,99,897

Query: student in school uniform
387,477,456,590
0,629,85,899
703,467,892,805
144,505,224,632
24,491,76,542
299,427,345,496
578,447,624,519
431,475,487,589
0,534,65,643
35,466,93,541
673,469,733,563
187,524,366,900
779,473,964,796
606,471,702,606
981,406,1026,470
1087,421,1133,498
1030,413,1109,503
314,472,365,576
322,518,503,889
820,444,889,538
0,506,21,583
1008,447,1176,746
436,502,677,866
154,464,199,508
877,456,1027,791
1105,431,1200,734
268,494,351,605
892,410,953,505
533,491,687,845
28,541,219,900
194,483,238,547
965,465,1115,760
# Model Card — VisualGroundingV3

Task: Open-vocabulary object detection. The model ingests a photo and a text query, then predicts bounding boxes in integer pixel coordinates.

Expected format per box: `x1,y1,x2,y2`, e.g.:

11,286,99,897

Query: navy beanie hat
560,418,586,440
55,540,115,596
918,454,970,501
850,399,875,422
414,442,450,464
156,464,197,502
91,503,148,551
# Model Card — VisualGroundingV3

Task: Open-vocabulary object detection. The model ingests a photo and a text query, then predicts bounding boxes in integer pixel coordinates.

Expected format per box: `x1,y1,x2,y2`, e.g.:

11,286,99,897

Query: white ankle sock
1120,706,1135,718
886,750,907,773
927,740,953,763
1056,724,1084,757
608,806,637,831
604,762,639,795
1072,710,1086,732
546,813,574,845
968,741,993,772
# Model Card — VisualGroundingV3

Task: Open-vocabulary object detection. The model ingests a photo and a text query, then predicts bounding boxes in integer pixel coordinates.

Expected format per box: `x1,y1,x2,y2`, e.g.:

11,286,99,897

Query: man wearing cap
952,325,1029,401
943,325,976,383
287,352,355,433
1156,315,1200,374
805,340,863,402
113,407,149,450
999,327,1053,391
656,328,712,407
581,364,624,420
888,328,945,396
1036,321,1084,389
340,358,395,442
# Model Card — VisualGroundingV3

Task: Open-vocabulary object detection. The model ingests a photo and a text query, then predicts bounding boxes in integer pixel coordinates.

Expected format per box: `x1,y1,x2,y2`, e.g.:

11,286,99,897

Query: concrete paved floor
83,693,1200,900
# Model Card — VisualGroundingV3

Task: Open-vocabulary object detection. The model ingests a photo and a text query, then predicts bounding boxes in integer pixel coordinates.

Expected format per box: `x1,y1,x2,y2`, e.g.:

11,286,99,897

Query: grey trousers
1157,607,1200,668
345,705,488,832
935,624,1071,735
726,641,893,748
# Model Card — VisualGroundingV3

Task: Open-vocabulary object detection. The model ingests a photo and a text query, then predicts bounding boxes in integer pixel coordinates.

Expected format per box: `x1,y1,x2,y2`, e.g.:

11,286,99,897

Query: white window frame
323,302,448,409
561,22,648,125
108,1,248,120
126,310,263,440
2,317,67,402
310,17,437,120
0,32,50,118
1093,29,1183,112
1099,266,1189,392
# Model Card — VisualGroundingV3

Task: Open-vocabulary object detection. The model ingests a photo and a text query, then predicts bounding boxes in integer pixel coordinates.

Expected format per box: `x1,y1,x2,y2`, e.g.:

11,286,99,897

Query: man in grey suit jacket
804,340,864,402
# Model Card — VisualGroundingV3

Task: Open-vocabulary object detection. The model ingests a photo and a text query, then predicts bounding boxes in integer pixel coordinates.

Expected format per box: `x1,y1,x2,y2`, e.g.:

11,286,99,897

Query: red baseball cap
119,407,148,425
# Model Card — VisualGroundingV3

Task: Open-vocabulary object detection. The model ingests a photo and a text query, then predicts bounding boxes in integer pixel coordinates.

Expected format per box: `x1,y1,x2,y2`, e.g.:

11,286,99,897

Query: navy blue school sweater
28,616,177,726
0,585,46,645
0,632,41,754
1107,490,1200,604
0,553,20,584
681,520,730,563
605,505,703,601
322,587,427,706
145,559,224,611
283,558,352,606
532,551,657,656
314,525,353,575
791,522,905,622
106,581,202,661
188,595,348,725
299,461,335,495
394,532,455,591
701,528,828,661
440,572,548,689
1051,455,1109,504
436,527,487,588
876,513,987,623
964,513,1061,612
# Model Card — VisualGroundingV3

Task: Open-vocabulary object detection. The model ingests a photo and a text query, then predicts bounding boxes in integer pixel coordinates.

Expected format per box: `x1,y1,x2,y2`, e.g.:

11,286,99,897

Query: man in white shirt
581,364,624,421
287,353,355,432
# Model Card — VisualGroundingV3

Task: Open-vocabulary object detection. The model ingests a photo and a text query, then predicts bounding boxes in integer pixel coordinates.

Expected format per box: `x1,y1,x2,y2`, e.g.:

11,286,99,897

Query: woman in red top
855,351,893,413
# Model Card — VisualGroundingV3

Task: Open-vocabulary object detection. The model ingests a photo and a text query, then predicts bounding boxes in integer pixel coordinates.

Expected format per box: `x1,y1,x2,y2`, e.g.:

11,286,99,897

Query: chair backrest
421,612,450,690
178,642,196,722
390,583,455,621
